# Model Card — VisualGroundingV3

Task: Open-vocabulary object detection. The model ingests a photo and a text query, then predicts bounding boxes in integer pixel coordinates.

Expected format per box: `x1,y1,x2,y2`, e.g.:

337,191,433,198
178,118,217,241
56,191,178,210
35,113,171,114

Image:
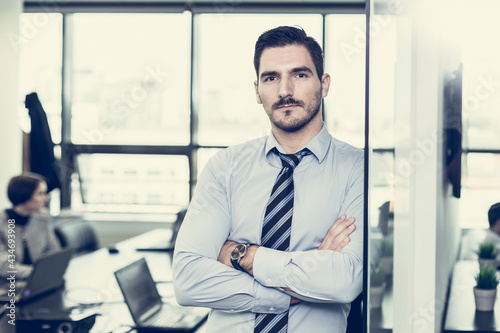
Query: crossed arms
172,151,363,313
216,214,357,304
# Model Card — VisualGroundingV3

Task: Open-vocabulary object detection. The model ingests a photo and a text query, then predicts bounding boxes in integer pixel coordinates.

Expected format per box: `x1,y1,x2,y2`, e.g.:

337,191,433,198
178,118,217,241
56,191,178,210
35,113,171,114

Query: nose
278,77,293,99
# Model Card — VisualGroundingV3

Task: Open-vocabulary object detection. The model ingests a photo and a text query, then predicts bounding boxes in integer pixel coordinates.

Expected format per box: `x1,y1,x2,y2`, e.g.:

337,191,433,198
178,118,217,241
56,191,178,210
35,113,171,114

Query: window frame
22,1,366,209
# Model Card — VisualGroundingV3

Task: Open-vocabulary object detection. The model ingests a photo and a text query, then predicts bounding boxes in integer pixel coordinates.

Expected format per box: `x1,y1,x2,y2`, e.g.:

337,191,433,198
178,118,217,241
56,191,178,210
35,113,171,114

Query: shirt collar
265,123,331,164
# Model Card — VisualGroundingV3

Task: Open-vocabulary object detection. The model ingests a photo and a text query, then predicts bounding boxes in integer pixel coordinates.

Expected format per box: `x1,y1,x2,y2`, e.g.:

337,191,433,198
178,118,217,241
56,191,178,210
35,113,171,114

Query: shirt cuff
253,246,291,287
253,281,290,314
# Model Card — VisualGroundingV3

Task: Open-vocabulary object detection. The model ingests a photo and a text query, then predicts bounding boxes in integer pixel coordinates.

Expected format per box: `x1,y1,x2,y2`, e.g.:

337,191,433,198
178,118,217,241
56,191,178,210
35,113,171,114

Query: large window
75,154,189,210
19,7,367,214
324,14,366,148
460,0,500,227
71,13,191,146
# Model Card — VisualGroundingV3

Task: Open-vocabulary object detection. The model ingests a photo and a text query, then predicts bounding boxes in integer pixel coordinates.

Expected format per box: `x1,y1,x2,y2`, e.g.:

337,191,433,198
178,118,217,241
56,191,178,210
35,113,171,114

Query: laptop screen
23,247,74,299
115,258,162,322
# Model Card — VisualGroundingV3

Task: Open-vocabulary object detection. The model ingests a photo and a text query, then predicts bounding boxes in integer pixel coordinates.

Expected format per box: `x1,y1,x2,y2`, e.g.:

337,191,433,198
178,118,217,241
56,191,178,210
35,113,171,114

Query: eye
297,73,308,78
264,76,276,82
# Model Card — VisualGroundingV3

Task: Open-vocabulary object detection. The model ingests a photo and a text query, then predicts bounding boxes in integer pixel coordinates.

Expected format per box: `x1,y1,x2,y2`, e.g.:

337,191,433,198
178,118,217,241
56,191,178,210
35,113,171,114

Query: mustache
272,97,305,110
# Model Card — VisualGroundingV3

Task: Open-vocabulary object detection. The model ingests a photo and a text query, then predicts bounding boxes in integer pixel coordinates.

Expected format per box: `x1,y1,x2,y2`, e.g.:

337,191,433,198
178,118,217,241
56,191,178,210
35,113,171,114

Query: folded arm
219,213,362,304
172,154,291,314
173,150,364,309
218,154,364,303
255,155,364,303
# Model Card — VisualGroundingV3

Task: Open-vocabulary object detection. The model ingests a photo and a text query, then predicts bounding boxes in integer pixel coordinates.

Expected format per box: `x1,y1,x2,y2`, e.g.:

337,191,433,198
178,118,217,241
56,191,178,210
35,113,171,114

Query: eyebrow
260,66,314,80
291,66,314,75
260,70,279,80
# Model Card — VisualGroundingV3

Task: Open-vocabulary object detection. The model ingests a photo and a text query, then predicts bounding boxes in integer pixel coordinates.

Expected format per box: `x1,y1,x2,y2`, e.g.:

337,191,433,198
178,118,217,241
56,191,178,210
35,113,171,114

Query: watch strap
232,258,244,271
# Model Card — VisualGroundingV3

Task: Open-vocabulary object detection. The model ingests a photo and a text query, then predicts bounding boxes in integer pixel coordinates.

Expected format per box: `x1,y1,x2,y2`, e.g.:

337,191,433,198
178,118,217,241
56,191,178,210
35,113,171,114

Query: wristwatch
230,243,251,272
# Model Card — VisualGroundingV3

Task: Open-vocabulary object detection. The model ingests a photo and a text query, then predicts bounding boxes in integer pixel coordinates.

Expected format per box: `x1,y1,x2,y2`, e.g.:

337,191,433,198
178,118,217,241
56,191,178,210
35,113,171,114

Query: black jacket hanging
25,92,60,192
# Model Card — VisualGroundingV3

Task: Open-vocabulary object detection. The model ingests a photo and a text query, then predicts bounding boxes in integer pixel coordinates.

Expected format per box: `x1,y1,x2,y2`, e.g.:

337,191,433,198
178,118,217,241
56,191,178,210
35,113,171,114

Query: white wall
0,0,22,208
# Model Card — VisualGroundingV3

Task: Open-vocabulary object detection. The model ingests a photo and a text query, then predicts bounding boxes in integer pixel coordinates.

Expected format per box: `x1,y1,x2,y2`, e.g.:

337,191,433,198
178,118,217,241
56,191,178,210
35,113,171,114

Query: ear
254,80,262,104
321,73,331,98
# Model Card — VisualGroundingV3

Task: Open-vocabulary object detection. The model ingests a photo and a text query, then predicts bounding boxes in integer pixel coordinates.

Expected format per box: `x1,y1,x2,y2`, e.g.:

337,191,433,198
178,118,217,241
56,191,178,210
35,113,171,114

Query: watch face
231,244,247,260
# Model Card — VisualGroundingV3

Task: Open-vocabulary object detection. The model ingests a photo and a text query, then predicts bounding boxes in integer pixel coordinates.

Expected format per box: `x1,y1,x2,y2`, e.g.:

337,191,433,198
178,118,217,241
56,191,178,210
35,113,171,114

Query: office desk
444,260,500,332
0,229,206,333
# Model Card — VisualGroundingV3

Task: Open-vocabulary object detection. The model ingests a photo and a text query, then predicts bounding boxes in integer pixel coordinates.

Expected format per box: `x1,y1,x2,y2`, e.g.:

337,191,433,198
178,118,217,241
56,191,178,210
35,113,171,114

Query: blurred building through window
71,13,191,146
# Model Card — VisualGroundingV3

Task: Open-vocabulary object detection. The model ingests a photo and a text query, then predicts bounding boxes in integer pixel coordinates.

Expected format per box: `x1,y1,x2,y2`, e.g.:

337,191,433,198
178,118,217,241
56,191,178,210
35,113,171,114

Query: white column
410,1,439,330
392,7,416,331
0,0,22,208
391,0,461,332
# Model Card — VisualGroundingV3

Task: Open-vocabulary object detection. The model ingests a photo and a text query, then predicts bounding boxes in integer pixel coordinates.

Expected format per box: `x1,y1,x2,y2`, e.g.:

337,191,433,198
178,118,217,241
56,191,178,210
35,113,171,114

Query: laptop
114,258,209,332
135,209,186,252
0,247,74,303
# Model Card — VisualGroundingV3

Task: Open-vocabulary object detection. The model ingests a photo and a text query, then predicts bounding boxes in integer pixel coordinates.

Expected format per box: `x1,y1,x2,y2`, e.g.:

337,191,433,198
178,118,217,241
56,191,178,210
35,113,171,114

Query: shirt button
230,309,234,312
270,307,275,311
266,278,272,284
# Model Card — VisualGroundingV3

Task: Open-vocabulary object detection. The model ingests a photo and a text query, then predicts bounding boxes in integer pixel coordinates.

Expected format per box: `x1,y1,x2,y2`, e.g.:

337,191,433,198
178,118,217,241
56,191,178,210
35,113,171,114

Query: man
485,203,500,245
459,202,500,260
173,26,363,332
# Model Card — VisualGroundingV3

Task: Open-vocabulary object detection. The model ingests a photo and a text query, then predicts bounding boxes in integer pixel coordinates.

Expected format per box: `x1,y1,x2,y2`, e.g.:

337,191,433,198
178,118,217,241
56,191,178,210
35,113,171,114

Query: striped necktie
255,147,311,333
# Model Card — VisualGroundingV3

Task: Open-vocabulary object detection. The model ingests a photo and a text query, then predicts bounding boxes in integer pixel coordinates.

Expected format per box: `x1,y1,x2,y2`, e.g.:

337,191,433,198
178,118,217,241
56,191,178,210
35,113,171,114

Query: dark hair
489,203,500,227
254,26,324,80
7,173,47,206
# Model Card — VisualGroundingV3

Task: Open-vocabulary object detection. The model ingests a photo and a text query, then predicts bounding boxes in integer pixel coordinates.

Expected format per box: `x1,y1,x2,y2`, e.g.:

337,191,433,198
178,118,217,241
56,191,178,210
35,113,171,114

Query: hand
318,214,356,251
217,240,238,268
283,288,302,305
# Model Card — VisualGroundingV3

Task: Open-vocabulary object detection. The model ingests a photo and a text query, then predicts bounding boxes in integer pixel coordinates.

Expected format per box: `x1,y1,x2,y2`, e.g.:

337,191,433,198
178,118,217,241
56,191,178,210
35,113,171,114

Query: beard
266,89,322,133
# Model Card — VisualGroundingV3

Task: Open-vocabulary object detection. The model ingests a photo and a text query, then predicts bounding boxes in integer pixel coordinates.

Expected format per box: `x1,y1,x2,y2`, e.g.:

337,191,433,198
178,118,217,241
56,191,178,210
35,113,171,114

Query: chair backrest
55,219,99,254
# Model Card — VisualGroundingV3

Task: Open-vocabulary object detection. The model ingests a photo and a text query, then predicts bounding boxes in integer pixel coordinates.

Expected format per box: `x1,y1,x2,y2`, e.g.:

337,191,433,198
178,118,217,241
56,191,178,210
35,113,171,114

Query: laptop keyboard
148,305,195,327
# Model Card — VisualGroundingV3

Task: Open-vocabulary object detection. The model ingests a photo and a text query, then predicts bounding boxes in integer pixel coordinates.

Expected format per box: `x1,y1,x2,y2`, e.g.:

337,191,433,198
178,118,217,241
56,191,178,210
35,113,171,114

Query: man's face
254,44,330,133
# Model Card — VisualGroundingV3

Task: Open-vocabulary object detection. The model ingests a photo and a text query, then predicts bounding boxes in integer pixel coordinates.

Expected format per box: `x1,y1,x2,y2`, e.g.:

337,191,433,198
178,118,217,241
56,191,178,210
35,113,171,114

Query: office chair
55,219,100,254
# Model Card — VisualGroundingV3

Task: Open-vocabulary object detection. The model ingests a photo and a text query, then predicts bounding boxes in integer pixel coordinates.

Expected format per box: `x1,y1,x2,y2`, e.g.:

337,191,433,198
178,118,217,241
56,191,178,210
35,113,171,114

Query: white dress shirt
173,124,364,332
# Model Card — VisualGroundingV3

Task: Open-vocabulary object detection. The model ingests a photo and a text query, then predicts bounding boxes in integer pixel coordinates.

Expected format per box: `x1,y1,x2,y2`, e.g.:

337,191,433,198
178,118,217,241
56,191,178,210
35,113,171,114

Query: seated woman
0,173,61,279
